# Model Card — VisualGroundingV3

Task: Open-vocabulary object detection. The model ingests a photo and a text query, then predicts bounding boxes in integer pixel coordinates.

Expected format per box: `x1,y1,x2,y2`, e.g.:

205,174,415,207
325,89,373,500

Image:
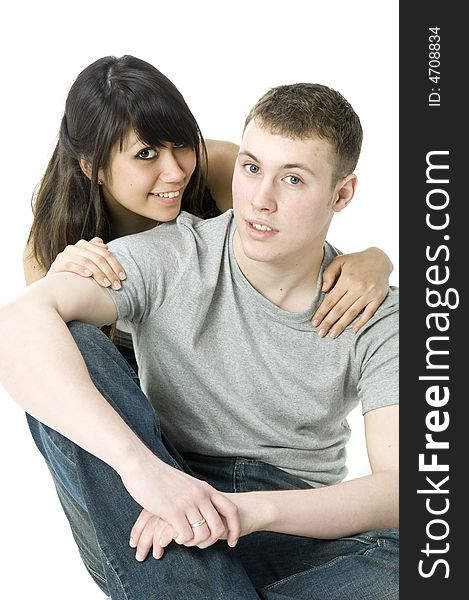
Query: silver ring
190,517,206,529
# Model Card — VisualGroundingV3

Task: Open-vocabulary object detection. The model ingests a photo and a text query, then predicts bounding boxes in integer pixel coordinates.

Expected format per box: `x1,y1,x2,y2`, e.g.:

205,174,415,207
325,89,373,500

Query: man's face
232,120,343,267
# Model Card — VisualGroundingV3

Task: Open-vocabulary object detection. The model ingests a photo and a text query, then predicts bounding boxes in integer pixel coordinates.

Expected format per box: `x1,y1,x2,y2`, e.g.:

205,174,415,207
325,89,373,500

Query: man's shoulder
322,240,399,323
373,286,399,318
358,286,399,342
108,210,234,258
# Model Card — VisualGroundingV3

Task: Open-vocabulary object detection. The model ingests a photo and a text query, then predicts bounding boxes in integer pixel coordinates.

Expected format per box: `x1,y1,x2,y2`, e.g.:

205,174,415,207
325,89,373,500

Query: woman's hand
49,238,126,290
312,247,393,338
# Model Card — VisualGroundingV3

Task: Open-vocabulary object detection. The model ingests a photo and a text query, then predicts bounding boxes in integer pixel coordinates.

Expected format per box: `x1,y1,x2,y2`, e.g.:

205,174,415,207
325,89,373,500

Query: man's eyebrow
239,151,316,176
238,151,260,162
281,163,316,176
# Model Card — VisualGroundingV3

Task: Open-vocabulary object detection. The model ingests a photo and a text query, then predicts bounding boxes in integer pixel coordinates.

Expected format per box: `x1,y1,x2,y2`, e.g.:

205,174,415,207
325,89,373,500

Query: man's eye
284,175,303,186
137,148,157,160
244,163,260,174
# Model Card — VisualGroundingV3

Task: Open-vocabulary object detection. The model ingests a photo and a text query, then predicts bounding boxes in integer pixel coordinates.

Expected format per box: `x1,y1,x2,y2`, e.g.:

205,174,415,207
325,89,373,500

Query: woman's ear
79,159,105,185
332,173,358,213
79,159,93,181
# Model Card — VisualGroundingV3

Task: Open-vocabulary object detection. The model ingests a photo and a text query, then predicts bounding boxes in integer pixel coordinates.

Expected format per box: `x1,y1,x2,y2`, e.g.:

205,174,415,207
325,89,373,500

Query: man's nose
251,180,277,212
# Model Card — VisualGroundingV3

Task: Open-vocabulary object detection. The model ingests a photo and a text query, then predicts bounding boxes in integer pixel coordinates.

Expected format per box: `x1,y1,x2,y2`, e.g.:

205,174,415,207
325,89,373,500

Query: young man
0,83,398,599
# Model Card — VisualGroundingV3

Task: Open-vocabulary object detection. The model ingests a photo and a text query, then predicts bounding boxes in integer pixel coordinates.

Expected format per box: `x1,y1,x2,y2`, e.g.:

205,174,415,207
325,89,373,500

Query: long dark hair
29,55,207,270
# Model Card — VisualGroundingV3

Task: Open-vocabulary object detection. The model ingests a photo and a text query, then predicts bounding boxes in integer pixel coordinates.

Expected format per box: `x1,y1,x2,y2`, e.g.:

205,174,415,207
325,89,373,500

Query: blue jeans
26,322,398,599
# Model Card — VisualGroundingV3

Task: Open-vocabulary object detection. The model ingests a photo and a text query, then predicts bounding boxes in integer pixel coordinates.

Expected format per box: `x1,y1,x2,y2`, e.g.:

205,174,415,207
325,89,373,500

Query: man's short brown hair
245,83,363,180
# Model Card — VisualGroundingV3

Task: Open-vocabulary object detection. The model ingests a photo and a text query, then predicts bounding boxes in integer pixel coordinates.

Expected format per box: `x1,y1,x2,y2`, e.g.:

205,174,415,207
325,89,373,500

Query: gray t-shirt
107,210,398,487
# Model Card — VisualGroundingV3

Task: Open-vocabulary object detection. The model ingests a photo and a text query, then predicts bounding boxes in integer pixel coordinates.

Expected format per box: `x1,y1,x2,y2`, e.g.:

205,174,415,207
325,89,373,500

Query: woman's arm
204,139,239,213
23,238,126,289
39,238,395,337
23,242,47,285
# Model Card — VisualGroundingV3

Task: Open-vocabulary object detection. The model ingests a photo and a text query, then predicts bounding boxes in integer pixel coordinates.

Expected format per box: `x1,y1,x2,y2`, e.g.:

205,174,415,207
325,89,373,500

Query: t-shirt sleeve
356,292,399,414
104,232,172,325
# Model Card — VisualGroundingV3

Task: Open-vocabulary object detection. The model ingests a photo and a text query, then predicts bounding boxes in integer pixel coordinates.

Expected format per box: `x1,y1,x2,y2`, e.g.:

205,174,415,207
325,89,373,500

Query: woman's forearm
238,470,398,539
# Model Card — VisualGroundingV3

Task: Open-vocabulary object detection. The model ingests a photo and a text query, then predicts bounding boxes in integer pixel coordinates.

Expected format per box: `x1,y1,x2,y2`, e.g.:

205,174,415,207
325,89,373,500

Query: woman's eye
244,163,260,174
284,175,303,186
173,142,186,149
137,147,157,160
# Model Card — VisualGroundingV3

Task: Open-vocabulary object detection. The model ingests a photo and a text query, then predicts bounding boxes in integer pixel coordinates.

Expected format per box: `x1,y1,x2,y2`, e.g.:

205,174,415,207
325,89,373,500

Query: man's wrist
248,491,279,533
111,436,162,479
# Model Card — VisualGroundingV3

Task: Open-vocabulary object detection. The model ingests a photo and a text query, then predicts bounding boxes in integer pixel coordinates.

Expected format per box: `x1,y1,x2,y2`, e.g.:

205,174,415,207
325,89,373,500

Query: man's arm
0,272,137,468
0,273,240,545
230,404,399,539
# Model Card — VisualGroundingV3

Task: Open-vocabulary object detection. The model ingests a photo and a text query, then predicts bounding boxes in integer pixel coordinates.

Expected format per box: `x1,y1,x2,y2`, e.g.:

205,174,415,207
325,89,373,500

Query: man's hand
120,451,241,558
128,489,272,561
130,509,177,560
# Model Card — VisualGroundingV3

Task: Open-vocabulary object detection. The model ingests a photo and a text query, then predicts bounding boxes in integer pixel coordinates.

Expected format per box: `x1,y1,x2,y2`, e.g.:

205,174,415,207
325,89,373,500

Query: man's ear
331,173,357,213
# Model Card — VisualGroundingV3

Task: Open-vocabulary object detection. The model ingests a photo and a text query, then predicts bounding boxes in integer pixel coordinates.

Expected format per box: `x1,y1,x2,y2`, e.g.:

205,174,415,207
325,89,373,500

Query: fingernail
83,269,93,277
112,280,121,290
119,272,126,280
129,537,136,548
318,329,326,338
312,319,319,327
103,278,111,287
329,329,337,339
135,551,143,561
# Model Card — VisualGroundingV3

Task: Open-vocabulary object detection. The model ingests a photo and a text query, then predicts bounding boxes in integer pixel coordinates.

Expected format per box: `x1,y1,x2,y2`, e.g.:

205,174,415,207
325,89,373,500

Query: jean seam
41,428,76,466
262,554,350,592
338,535,377,545
262,536,390,594
100,551,130,600
84,560,108,586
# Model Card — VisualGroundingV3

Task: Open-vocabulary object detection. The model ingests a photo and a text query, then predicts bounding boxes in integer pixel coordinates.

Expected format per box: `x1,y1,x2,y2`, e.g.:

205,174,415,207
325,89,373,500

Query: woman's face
101,129,197,230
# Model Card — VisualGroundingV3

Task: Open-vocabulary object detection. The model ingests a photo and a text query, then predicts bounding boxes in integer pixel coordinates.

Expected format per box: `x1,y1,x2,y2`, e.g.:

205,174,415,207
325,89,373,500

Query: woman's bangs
132,99,199,150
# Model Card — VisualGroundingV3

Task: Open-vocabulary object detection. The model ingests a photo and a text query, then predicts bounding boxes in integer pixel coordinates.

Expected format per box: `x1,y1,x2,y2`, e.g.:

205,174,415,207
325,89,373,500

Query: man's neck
232,232,324,313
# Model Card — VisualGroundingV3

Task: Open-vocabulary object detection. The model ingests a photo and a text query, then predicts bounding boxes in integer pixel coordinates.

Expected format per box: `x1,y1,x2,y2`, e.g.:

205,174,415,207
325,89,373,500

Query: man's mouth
247,219,276,233
250,222,272,232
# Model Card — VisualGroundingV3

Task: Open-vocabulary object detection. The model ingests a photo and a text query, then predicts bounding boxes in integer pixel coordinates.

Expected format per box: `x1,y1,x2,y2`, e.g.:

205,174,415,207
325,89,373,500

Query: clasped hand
119,453,251,562
129,490,258,561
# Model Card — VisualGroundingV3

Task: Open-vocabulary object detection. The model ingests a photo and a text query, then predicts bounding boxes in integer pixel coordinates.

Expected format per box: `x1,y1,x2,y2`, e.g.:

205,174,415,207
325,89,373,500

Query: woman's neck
106,202,158,240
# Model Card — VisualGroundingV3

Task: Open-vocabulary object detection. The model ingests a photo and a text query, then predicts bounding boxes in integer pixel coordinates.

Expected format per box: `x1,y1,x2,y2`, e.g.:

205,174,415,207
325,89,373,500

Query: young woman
21,55,393,596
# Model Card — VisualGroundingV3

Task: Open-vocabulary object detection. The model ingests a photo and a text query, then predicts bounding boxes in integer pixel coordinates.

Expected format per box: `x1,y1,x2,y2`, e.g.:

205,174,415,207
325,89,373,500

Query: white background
0,1,398,598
